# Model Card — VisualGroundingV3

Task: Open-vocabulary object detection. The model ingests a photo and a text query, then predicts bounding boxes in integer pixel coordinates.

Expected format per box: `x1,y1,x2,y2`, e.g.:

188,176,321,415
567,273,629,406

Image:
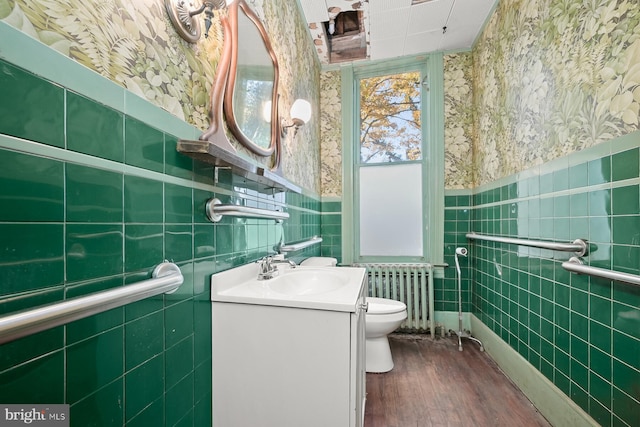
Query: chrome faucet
272,258,297,268
258,256,275,280
257,256,296,280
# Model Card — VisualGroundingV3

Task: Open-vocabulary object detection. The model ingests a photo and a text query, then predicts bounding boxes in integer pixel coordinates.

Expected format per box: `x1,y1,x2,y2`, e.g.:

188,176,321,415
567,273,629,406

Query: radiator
353,263,434,334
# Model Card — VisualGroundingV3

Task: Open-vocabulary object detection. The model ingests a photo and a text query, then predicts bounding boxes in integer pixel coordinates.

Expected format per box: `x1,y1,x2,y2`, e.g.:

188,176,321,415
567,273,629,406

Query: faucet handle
257,255,277,280
258,255,274,273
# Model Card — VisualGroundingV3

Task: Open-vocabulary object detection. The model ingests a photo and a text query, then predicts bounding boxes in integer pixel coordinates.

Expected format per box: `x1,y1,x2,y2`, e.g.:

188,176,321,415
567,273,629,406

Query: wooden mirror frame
200,0,281,169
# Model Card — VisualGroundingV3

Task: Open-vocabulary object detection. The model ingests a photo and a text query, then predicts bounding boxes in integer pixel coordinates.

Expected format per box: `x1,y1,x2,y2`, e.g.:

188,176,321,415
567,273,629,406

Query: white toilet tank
300,257,338,267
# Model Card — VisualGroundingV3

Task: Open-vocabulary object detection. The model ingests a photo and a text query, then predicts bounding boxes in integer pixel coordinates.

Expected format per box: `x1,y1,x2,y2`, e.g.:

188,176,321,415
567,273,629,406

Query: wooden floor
364,334,551,427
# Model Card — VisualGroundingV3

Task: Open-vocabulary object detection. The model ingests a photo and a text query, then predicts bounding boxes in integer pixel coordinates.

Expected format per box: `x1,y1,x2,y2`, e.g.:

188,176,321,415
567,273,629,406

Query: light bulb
290,99,312,125
262,100,272,123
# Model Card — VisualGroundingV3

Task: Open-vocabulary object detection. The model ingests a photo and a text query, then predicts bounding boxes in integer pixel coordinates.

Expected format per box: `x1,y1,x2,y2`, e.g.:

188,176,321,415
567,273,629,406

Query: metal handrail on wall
206,198,289,223
466,232,640,287
278,236,323,253
466,232,588,256
0,262,183,345
563,257,640,287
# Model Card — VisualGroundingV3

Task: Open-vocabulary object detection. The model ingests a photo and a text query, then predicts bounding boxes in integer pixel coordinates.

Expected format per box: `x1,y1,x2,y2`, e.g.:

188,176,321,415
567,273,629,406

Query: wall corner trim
470,315,599,427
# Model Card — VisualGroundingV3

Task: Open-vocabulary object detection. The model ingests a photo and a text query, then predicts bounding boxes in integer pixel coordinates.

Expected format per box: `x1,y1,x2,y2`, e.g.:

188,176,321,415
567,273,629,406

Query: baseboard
433,311,470,332
470,315,598,427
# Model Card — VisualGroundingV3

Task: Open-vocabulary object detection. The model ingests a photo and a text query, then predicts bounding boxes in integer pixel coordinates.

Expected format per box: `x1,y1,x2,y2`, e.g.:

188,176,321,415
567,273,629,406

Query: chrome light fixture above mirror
281,99,312,137
165,0,233,43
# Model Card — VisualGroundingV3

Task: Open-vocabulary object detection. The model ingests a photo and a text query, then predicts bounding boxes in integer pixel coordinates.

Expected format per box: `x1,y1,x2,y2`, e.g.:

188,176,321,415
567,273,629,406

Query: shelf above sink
177,139,301,194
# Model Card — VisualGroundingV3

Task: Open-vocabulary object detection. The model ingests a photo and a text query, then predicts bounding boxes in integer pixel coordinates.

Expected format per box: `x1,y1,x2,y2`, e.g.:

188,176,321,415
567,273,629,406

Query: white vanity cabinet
211,269,366,427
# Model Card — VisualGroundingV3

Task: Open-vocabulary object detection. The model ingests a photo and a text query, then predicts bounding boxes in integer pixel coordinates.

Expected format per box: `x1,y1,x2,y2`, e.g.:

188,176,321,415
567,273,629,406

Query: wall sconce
165,0,233,43
281,99,312,137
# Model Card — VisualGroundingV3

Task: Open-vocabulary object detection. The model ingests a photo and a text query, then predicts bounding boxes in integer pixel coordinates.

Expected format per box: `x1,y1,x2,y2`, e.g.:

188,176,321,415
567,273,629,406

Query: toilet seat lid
367,297,407,314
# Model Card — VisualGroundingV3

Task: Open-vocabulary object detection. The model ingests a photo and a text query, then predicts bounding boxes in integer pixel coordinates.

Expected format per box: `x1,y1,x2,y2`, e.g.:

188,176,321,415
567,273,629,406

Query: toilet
365,297,407,373
300,257,407,373
300,256,338,267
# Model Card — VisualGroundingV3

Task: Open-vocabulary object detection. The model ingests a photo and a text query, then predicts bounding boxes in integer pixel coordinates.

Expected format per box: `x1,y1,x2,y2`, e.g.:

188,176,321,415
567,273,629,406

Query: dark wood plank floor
365,334,551,427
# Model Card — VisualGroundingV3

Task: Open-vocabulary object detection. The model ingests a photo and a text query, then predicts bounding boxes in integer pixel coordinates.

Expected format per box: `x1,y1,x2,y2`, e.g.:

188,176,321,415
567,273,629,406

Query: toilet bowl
365,297,407,373
300,257,338,267
298,258,406,373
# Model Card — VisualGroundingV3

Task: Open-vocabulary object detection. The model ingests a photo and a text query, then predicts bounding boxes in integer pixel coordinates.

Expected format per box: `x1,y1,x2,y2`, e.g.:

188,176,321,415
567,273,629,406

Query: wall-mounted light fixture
165,0,233,43
281,99,312,137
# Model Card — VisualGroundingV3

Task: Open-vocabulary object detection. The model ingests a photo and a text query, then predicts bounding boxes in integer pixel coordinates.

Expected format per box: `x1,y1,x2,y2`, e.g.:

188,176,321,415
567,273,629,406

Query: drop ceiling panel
403,29,443,56
447,0,495,29
406,0,453,34
299,0,498,65
368,0,412,14
369,7,411,41
439,26,476,51
438,0,495,50
299,0,329,23
369,36,406,60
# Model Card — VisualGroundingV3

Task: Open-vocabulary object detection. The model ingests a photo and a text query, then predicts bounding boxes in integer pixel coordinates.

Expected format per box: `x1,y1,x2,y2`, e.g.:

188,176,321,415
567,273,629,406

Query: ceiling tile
299,0,329,23
369,7,411,41
439,26,475,51
299,0,498,65
439,0,495,50
368,0,413,14
407,0,454,34
447,0,495,29
369,36,406,60
403,29,443,56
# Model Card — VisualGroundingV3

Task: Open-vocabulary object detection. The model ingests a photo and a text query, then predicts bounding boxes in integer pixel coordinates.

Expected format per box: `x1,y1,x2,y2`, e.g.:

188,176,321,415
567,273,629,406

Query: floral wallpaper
319,70,342,196
317,58,476,196
258,0,321,192
0,0,220,128
0,0,321,192
310,0,640,193
444,53,475,189
473,0,640,185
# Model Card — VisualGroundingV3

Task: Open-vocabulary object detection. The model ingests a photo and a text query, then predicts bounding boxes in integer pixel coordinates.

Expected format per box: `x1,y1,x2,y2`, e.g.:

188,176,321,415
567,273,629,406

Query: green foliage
359,71,421,163
472,0,640,185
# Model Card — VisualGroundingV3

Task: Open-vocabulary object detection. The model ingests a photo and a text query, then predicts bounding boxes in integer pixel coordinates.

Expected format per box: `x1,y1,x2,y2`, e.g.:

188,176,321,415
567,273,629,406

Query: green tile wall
470,142,640,426
320,200,342,262
0,58,321,426
441,194,473,312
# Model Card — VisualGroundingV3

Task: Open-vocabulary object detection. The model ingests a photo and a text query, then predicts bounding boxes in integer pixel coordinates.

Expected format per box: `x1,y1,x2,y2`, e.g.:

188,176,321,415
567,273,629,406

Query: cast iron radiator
352,263,432,332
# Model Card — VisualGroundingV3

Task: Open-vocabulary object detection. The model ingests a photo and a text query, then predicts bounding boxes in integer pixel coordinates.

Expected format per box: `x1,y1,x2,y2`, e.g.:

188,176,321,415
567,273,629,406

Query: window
341,56,444,264
359,71,424,257
359,71,422,163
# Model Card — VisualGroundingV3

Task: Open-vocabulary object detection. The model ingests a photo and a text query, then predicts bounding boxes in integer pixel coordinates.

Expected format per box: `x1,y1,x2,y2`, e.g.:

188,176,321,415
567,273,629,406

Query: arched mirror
199,0,281,166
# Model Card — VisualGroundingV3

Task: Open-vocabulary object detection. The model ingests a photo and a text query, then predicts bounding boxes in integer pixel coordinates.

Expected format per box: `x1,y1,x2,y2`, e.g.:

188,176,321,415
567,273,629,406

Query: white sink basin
211,264,366,312
268,269,348,295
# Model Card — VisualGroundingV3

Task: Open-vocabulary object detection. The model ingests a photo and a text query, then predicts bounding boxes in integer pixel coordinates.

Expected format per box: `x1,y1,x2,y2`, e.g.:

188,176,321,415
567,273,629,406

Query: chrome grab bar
466,232,588,256
206,198,289,223
0,262,183,345
563,257,640,287
278,236,323,253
